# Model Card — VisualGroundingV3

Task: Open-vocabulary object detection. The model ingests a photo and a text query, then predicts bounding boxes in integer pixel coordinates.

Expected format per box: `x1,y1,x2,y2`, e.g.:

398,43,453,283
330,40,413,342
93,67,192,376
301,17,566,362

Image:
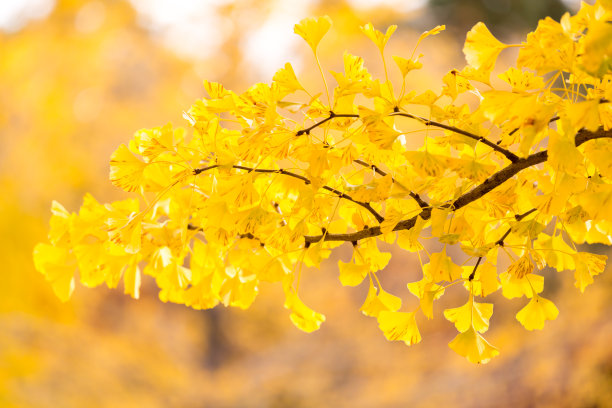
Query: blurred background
1,0,611,407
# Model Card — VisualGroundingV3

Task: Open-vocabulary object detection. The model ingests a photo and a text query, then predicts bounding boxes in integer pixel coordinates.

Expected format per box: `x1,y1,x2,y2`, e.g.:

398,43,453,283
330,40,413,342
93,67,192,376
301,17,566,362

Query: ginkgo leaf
500,272,544,299
498,67,544,93
448,326,499,364
444,297,493,333
356,239,392,272
109,144,146,192
397,216,426,251
425,247,463,282
360,23,397,53
337,260,369,286
294,16,332,54
131,123,180,161
107,213,142,254
48,200,71,245
506,255,534,279
393,55,423,78
442,69,473,100
377,311,422,345
418,25,445,41
273,62,304,93
516,294,559,330
284,289,325,333
347,174,393,202
407,279,445,320
360,281,402,317
573,252,607,292
33,243,76,302
581,19,612,77
565,100,601,133
467,261,501,297
463,22,508,74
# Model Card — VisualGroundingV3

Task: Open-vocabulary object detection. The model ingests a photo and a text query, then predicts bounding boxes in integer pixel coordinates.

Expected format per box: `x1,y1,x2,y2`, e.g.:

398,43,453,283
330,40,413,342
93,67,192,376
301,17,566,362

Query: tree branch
494,208,537,246
353,159,430,209
296,111,360,136
304,127,612,244
389,111,520,162
193,163,384,223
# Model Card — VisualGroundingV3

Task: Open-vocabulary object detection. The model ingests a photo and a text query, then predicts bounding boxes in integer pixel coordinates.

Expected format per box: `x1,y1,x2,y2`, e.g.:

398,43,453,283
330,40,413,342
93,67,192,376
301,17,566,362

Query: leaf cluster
34,2,612,363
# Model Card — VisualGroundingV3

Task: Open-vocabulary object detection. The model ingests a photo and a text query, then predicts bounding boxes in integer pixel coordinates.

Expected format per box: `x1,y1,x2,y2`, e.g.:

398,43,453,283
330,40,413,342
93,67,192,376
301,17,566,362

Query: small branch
193,163,384,223
389,111,520,162
272,201,287,226
353,159,430,209
296,111,360,136
468,256,483,281
506,99,608,137
494,208,537,246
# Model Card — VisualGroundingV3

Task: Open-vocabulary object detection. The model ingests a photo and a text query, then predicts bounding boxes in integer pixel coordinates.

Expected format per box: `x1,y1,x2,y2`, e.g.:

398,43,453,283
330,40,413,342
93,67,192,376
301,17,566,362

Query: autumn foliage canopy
34,1,612,364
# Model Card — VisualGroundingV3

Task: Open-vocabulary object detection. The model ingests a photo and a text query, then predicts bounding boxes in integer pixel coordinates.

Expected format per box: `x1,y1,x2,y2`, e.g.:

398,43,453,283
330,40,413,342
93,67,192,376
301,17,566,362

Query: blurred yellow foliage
3,0,612,406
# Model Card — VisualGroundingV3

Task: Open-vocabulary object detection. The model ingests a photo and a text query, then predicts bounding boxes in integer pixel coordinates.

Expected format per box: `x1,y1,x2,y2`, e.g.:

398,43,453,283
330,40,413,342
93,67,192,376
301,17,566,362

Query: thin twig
193,164,384,223
296,112,360,136
495,208,538,246
389,111,520,162
353,159,429,209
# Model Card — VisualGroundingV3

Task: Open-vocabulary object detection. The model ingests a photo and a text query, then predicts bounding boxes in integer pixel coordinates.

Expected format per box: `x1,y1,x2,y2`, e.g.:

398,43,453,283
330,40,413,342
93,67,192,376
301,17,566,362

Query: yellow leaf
347,174,393,202
465,261,501,297
565,100,601,132
516,294,559,331
109,144,146,192
500,272,544,299
392,55,423,78
356,238,392,272
337,260,369,287
33,244,76,302
442,69,474,100
407,279,445,320
360,281,402,317
498,67,544,93
581,20,612,77
397,216,426,252
426,247,463,282
284,290,326,333
506,255,534,279
377,311,422,345
48,201,71,245
418,25,445,41
463,22,508,74
444,297,493,333
533,233,576,272
294,16,332,54
573,252,607,292
360,23,397,53
517,17,572,74
583,139,612,178
131,123,181,161
448,327,499,364
273,62,304,93
107,213,142,255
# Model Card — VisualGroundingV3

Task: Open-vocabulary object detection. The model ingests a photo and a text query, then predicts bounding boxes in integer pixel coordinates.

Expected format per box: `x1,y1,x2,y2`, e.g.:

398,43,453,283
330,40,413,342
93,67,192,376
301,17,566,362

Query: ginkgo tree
34,1,612,364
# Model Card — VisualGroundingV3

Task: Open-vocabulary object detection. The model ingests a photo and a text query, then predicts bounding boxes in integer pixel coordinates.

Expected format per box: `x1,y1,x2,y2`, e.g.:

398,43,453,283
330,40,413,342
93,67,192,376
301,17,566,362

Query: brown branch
304,126,612,244
389,111,520,162
296,111,360,136
353,159,430,209
495,208,538,246
193,164,384,223
468,256,483,281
